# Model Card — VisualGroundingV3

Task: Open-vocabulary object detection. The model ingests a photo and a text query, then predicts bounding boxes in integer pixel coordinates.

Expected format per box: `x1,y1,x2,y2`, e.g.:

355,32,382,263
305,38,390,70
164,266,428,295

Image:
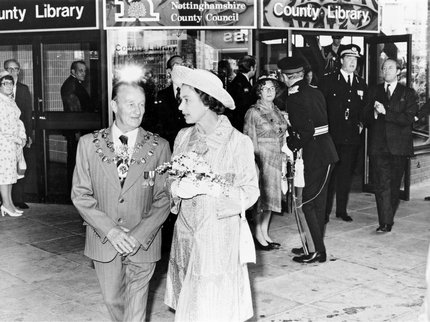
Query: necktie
386,84,391,101
175,87,181,103
347,74,351,86
117,135,129,187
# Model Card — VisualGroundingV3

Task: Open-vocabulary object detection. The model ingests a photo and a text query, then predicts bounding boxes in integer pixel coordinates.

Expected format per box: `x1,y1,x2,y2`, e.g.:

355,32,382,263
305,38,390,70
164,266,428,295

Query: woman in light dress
0,71,26,217
244,75,288,250
164,65,259,322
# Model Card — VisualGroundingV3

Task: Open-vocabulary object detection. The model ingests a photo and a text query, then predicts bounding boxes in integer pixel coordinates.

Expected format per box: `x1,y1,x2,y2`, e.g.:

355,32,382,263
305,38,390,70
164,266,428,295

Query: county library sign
0,0,98,32
261,0,379,33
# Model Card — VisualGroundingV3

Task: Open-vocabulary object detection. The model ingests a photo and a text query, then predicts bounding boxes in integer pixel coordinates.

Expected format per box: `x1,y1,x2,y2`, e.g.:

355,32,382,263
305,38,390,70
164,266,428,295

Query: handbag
239,190,256,265
17,151,27,178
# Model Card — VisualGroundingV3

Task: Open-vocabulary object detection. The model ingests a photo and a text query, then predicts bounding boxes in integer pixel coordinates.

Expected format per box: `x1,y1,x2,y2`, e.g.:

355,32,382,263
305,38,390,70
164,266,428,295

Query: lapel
122,128,154,193
389,83,402,103
96,126,122,190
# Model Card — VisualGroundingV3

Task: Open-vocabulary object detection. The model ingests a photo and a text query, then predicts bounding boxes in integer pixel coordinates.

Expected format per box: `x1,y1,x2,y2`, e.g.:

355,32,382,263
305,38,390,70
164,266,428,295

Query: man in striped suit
72,80,171,321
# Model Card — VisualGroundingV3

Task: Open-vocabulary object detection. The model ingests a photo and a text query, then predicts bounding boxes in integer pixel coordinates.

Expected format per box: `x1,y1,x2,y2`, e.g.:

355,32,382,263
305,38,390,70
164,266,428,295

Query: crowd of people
0,46,429,321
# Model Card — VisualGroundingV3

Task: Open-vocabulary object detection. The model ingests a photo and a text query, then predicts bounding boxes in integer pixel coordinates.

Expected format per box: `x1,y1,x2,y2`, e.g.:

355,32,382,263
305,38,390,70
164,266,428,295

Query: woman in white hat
244,74,288,251
164,65,259,322
0,71,26,217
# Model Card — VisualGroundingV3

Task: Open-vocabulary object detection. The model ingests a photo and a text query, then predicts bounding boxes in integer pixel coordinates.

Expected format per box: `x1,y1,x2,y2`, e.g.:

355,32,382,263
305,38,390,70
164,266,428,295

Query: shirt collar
340,69,353,82
112,122,139,149
385,81,397,92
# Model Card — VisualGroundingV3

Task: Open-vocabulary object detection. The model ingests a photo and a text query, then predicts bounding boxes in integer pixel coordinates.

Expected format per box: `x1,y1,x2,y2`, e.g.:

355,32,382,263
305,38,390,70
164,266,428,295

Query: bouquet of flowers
156,151,229,187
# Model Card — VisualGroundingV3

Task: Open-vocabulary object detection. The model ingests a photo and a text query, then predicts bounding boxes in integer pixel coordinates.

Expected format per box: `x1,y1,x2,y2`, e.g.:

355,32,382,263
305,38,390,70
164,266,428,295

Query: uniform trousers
370,153,406,226
326,144,360,217
93,255,156,322
302,164,333,253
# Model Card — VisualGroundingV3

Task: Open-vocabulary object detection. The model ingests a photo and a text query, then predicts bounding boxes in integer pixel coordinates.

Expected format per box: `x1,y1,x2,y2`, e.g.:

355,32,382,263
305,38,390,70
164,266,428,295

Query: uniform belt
314,125,329,136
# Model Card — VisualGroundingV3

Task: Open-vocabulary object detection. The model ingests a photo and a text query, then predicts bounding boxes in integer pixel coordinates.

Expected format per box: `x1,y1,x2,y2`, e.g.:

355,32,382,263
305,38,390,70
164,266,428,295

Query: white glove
199,181,222,197
171,178,201,199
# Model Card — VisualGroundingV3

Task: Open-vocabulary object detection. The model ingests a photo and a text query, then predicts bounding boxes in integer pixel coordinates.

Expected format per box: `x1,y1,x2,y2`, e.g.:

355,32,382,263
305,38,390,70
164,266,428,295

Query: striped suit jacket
72,126,171,263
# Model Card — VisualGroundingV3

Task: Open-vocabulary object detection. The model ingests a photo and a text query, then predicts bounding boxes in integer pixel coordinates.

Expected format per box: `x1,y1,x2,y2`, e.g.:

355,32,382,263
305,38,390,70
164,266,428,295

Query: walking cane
287,157,310,255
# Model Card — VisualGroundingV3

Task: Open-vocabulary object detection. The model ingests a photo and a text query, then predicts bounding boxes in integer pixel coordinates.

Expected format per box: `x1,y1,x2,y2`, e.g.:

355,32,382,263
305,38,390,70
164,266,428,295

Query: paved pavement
0,182,429,321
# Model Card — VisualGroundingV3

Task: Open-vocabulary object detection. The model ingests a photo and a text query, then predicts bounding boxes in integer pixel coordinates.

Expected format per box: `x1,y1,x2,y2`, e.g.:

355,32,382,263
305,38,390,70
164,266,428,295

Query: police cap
340,44,361,58
277,56,306,74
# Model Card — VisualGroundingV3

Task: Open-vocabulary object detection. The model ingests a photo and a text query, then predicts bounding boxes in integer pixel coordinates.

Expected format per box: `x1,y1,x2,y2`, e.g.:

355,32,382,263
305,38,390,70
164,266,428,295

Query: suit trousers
93,255,156,322
326,144,360,217
302,164,333,253
370,153,406,226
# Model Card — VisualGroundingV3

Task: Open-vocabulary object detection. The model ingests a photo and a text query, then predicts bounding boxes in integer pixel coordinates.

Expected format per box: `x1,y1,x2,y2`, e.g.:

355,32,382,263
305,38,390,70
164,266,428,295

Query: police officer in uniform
278,56,338,264
319,44,368,222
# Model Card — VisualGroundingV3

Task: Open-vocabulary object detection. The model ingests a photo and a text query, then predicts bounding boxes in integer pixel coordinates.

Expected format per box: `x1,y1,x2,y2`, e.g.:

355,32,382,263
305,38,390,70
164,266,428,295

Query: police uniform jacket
286,79,338,171
319,71,367,145
364,83,418,156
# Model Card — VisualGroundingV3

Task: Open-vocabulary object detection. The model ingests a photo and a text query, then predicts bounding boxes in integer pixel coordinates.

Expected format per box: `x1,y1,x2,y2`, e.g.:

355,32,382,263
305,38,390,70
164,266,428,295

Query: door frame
363,34,412,201
0,30,107,202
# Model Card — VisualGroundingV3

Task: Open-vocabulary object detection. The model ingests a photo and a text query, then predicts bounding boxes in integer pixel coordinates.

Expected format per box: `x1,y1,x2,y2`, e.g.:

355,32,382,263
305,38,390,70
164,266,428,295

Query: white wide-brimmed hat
0,71,11,79
171,65,235,110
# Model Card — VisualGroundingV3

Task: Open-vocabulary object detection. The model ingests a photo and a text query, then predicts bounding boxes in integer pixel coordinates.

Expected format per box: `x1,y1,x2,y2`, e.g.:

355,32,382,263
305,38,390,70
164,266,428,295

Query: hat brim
171,66,235,110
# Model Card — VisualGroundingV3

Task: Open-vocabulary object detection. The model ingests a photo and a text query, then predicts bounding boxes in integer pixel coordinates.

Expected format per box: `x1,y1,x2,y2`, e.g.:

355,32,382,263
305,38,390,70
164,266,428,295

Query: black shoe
425,196,430,201
376,224,392,233
336,213,353,222
15,202,29,209
291,247,305,255
253,238,273,251
267,241,281,249
293,252,327,263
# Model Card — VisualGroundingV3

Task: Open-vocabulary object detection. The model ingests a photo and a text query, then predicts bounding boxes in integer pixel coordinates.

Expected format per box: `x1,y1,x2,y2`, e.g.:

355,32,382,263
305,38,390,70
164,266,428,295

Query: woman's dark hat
277,56,306,74
340,44,362,58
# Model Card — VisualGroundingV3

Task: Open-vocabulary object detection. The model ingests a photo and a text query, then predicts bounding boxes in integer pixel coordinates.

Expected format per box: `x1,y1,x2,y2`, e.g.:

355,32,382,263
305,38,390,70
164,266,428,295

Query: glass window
107,29,251,123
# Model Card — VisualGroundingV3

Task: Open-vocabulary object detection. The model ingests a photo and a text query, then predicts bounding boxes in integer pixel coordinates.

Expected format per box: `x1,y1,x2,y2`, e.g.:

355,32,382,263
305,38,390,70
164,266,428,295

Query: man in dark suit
72,81,171,320
227,55,257,131
321,36,346,74
4,59,32,209
61,60,94,195
364,58,418,232
320,44,368,222
153,55,187,150
279,56,338,264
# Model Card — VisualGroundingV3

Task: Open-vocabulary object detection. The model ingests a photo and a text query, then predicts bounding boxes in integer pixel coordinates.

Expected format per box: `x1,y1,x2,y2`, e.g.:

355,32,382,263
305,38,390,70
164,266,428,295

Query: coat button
192,200,197,207
119,198,124,203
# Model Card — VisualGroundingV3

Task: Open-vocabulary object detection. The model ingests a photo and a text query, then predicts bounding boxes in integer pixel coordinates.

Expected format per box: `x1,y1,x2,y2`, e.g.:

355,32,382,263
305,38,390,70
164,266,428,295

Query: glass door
0,31,103,203
363,34,412,200
35,32,102,203
0,42,37,201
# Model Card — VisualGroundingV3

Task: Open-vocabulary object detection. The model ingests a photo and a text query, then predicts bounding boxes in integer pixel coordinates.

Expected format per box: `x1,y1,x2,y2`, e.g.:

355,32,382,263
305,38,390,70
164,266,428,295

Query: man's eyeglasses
1,81,14,87
6,67,20,72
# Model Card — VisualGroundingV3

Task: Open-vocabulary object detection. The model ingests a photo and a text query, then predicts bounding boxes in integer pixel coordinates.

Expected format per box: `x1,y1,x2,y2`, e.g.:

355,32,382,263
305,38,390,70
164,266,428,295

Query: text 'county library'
1,0,429,203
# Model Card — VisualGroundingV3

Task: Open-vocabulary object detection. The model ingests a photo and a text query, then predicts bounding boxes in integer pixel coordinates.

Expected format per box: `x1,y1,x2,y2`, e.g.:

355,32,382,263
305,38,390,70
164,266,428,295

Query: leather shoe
15,202,29,209
268,241,281,249
336,213,353,222
293,252,326,263
253,238,273,251
291,247,305,255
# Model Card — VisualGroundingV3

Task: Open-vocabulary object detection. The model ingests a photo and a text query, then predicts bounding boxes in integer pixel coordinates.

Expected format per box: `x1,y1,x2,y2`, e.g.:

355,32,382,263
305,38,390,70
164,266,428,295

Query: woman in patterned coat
164,66,259,322
0,71,26,217
244,75,288,250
